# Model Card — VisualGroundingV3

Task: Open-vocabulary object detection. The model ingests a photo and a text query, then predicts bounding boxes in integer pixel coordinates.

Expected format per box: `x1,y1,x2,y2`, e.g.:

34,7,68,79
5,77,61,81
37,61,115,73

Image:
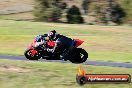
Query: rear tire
69,48,88,63
24,48,41,60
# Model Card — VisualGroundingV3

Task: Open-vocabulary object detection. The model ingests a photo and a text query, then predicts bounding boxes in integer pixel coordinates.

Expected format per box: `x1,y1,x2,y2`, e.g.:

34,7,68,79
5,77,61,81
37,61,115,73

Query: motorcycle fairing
47,41,55,48
28,38,36,49
31,49,37,56
74,39,84,47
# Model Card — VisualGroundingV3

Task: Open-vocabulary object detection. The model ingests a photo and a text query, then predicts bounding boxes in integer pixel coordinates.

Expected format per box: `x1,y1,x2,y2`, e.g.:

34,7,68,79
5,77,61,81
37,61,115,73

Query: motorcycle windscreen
75,39,84,47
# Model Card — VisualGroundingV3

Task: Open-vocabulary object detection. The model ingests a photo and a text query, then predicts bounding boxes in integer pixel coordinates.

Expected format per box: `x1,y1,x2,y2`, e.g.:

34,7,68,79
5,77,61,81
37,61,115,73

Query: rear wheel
69,48,88,63
24,48,41,60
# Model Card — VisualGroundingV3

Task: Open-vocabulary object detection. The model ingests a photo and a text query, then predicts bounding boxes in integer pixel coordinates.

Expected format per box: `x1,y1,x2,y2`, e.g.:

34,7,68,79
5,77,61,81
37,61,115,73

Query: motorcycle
24,36,88,63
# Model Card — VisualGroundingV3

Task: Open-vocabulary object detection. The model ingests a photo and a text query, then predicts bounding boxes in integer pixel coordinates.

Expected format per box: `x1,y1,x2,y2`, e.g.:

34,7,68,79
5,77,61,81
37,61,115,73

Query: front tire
24,48,41,60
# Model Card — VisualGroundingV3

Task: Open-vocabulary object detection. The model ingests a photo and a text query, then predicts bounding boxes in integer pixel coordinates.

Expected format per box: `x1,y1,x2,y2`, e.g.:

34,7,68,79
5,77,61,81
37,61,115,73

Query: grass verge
0,59,132,88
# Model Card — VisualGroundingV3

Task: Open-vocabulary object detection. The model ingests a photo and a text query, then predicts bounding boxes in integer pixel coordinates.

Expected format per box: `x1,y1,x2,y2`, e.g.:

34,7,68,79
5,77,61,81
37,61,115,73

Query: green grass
90,52,132,63
0,20,132,62
0,59,132,88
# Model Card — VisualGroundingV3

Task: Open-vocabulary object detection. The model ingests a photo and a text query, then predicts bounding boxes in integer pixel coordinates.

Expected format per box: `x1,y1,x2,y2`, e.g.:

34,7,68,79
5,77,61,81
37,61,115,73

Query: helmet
48,30,57,40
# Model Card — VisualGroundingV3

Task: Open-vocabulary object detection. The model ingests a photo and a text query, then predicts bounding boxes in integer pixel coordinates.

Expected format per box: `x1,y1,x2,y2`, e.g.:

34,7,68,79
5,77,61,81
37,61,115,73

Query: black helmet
48,30,57,40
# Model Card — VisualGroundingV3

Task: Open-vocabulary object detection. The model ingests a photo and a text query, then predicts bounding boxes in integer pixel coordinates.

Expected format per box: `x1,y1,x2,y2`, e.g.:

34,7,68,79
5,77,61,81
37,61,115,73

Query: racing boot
60,49,69,61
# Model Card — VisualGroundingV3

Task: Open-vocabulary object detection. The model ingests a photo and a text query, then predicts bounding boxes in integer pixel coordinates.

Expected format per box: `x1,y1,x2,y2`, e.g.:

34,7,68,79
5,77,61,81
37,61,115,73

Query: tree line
33,0,132,25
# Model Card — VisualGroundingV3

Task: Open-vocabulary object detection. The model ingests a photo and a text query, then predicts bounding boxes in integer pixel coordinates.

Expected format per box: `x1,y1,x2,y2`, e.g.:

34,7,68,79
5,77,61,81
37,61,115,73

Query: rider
47,30,75,60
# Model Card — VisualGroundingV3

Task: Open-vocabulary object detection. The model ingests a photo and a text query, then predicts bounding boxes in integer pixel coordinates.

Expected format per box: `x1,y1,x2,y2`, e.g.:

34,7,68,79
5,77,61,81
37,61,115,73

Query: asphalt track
0,54,132,68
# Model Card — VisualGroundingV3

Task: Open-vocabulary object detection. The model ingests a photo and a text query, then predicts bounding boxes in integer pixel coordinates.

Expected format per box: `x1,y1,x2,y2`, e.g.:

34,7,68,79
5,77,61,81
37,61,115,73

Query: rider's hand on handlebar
34,42,43,47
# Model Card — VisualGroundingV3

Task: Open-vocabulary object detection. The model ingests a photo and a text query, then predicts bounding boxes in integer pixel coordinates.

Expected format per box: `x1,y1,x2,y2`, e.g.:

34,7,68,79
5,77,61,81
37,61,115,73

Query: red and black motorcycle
24,36,88,63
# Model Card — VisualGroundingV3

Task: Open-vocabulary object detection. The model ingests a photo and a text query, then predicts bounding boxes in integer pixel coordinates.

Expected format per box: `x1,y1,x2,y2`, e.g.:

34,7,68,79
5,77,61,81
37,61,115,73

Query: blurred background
0,1,132,88
0,0,132,25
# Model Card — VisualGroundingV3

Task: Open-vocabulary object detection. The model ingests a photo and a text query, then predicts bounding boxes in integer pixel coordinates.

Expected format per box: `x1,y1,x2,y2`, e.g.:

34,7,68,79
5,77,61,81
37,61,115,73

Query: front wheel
69,48,88,63
24,48,41,60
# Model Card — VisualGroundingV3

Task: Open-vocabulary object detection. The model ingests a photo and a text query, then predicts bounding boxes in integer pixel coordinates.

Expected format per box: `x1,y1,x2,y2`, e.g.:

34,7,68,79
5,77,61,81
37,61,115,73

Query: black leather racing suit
51,34,75,60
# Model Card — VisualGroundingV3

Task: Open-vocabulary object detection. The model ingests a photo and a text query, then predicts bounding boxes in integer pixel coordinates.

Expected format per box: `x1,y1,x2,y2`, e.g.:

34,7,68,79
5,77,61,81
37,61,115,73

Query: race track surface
0,54,132,68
